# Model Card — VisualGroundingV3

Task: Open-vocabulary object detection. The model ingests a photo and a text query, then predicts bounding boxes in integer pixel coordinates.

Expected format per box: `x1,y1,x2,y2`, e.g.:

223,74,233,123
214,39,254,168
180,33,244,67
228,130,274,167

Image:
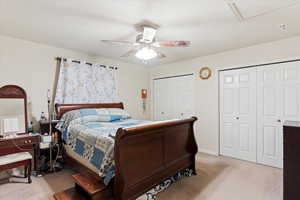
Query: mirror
0,85,28,137
0,99,26,134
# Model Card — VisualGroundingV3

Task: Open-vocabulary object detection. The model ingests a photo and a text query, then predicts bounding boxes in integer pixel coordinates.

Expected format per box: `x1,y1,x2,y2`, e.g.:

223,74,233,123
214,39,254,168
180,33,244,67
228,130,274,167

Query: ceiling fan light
135,47,157,60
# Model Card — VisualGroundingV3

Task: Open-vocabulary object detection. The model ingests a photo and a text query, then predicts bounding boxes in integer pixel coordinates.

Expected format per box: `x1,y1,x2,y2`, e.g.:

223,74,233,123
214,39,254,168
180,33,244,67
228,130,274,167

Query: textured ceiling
0,0,300,65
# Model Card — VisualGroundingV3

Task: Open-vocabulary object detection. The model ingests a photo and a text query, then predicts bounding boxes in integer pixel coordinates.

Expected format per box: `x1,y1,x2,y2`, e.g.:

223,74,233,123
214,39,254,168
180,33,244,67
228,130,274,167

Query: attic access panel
227,0,300,20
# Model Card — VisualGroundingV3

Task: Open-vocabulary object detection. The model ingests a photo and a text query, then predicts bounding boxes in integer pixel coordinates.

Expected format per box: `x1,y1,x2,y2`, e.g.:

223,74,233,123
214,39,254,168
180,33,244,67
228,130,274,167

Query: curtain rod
55,57,118,70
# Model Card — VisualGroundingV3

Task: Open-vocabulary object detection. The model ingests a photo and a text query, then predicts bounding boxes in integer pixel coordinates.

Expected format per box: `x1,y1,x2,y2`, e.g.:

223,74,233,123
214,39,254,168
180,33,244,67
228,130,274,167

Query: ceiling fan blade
102,40,140,46
120,49,138,57
153,41,191,48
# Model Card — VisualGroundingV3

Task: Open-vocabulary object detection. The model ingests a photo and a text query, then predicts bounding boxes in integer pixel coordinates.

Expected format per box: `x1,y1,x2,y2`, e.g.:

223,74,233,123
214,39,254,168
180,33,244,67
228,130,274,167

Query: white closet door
281,62,300,121
236,68,257,162
257,65,282,168
220,68,257,162
175,75,194,119
153,75,194,121
153,79,162,120
154,78,174,120
280,62,300,167
257,62,300,168
220,70,238,158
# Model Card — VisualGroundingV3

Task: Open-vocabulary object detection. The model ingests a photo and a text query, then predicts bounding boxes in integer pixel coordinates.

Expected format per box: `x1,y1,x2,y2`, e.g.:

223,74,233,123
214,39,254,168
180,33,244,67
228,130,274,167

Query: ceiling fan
102,25,191,61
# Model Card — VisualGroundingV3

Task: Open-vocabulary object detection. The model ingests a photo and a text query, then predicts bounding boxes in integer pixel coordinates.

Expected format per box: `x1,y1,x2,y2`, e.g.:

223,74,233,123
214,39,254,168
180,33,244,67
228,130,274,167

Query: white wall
150,36,300,155
0,34,150,128
0,35,93,124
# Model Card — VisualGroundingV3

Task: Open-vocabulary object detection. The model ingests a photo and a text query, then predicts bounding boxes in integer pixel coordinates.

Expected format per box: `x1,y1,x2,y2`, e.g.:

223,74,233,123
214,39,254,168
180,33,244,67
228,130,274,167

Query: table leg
33,143,40,172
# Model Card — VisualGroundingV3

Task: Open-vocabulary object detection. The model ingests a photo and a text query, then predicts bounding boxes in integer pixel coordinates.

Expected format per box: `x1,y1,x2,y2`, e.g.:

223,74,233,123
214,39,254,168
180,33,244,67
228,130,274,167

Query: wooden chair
0,152,32,183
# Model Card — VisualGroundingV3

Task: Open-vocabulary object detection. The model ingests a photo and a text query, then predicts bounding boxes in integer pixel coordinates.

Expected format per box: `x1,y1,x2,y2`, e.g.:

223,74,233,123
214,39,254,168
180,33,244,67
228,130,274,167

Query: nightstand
39,120,58,134
39,120,63,172
39,120,61,143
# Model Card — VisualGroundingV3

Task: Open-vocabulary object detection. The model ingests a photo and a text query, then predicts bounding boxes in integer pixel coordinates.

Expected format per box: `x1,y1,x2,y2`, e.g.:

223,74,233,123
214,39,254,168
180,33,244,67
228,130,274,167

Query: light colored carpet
158,154,283,200
0,153,283,200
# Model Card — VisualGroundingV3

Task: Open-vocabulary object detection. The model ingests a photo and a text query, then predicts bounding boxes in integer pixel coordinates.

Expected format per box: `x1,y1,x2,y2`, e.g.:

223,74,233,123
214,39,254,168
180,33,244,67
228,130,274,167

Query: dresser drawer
0,136,39,148
14,137,38,145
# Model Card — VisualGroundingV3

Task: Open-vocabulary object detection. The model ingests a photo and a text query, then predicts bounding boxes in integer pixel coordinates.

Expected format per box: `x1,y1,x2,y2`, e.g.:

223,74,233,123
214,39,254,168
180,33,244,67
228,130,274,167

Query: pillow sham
106,108,131,120
56,108,131,132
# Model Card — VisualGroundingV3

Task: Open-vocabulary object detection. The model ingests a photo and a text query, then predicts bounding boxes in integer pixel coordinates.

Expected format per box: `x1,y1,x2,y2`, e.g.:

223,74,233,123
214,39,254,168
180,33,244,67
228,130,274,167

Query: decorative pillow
56,108,131,132
106,108,131,120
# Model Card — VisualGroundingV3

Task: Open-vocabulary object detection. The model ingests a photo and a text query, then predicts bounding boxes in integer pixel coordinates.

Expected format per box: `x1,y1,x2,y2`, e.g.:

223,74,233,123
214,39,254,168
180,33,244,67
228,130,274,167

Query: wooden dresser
284,121,300,200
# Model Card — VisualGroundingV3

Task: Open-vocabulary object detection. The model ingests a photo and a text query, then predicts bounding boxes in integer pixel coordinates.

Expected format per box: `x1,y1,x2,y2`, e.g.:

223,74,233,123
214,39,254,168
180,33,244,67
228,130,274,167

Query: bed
55,103,198,200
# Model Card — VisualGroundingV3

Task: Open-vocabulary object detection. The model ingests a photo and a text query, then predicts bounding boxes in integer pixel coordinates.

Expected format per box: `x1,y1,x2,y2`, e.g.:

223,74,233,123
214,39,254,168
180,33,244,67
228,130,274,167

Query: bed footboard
113,117,198,200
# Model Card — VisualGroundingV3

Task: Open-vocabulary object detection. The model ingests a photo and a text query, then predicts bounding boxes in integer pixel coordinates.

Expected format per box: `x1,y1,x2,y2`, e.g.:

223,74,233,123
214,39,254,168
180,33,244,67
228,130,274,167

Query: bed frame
55,103,198,200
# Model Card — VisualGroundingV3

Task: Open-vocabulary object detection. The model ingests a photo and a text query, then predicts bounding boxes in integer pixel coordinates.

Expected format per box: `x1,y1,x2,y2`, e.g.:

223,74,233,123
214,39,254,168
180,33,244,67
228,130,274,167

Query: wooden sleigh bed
54,103,198,200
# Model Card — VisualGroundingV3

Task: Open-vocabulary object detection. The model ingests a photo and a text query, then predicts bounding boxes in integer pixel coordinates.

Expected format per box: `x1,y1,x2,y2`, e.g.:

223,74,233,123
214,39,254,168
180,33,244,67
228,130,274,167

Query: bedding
56,108,152,184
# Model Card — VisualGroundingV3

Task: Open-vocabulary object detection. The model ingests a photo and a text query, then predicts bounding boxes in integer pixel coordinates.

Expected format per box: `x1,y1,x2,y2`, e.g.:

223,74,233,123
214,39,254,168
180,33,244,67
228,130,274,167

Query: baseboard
198,148,219,156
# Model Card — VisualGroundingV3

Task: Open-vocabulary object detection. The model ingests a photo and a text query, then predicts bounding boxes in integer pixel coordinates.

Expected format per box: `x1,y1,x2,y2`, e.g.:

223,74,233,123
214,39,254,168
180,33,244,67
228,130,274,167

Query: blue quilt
56,108,151,184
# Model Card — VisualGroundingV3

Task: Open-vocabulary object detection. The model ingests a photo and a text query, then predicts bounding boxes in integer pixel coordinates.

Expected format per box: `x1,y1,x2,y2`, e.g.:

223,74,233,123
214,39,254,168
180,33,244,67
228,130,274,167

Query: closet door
280,62,300,168
174,75,194,119
220,70,238,158
153,75,194,121
154,78,175,120
257,62,300,168
220,68,257,162
153,79,162,120
257,65,282,168
236,68,257,162
281,62,300,121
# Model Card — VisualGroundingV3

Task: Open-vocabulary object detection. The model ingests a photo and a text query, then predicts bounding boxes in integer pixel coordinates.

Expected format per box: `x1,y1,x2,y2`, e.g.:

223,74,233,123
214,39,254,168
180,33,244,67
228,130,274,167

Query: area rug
137,168,194,200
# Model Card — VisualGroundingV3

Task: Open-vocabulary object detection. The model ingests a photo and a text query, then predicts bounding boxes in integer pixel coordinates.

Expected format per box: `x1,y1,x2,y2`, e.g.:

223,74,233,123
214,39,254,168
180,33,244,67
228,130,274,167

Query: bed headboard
55,103,124,119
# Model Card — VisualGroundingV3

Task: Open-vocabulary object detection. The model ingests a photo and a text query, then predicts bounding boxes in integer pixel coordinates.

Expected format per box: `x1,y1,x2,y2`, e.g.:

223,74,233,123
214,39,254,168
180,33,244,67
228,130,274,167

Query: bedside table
39,120,63,172
39,120,61,143
39,120,58,134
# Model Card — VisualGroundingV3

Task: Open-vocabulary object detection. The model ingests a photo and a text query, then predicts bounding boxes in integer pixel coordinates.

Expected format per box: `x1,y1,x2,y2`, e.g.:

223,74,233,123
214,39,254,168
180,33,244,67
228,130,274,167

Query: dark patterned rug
137,168,194,200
